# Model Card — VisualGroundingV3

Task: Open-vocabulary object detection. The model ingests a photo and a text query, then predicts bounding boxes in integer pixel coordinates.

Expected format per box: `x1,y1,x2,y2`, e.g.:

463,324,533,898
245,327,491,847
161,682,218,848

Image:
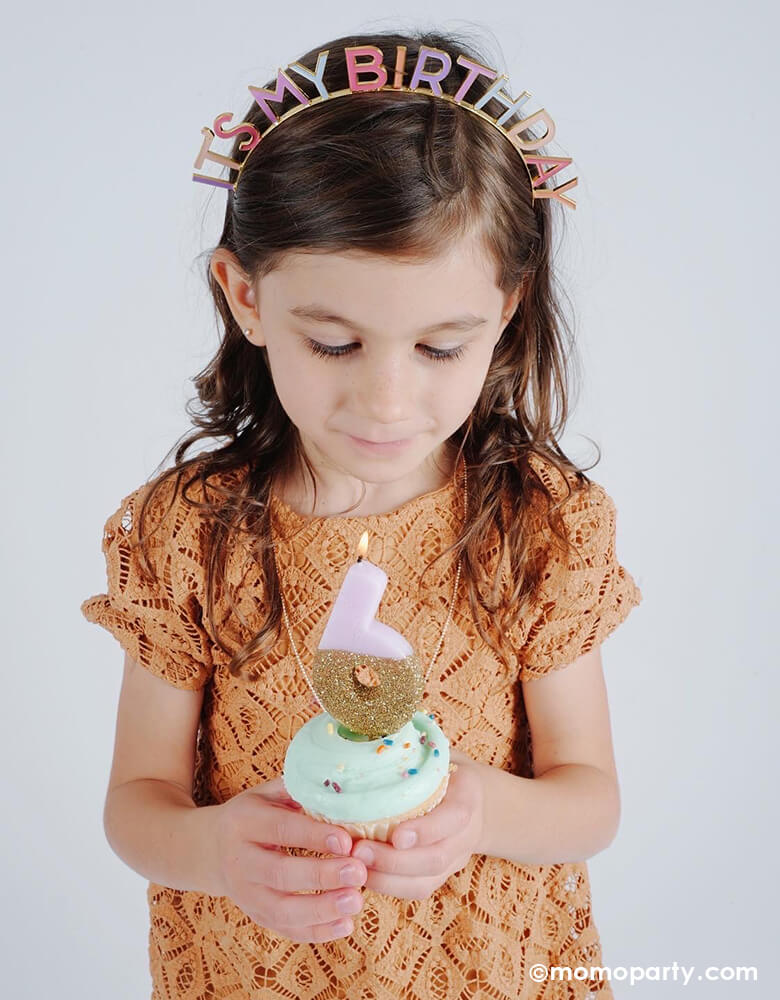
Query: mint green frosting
282,710,450,823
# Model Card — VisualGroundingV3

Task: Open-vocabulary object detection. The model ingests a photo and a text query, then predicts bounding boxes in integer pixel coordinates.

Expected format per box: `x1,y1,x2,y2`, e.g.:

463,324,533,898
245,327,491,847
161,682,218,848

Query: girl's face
212,232,521,499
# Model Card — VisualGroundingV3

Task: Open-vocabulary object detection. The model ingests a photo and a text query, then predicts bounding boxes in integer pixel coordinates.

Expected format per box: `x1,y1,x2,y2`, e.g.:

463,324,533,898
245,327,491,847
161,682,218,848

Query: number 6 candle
283,528,454,843
319,530,413,658
311,530,425,741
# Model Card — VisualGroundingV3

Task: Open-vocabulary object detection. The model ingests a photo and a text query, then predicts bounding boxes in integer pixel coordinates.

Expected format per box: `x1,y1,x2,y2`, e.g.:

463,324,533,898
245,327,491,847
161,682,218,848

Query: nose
356,355,411,427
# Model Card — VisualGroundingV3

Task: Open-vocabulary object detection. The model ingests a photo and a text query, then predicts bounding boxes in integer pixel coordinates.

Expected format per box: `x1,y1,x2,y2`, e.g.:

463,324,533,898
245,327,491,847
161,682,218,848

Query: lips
355,437,407,445
347,434,414,451
349,432,411,444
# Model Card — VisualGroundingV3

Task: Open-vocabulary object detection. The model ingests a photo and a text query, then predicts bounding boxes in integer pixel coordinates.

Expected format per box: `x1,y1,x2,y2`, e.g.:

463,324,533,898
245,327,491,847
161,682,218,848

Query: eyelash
305,339,466,363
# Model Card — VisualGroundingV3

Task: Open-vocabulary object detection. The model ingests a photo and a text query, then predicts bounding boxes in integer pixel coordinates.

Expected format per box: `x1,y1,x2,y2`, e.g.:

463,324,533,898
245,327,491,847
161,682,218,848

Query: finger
272,915,356,945
362,867,443,901
390,799,471,850
242,782,352,855
262,881,365,933
302,917,357,944
249,848,368,894
354,836,452,877
245,793,354,855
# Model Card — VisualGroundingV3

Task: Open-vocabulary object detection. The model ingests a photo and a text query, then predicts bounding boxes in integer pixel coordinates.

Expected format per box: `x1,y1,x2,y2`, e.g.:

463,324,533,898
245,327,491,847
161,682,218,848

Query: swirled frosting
282,710,450,822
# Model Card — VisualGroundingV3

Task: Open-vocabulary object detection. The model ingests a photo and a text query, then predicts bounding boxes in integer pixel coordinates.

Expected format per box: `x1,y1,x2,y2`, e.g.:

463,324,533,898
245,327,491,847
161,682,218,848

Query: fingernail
337,892,363,915
396,831,417,849
327,834,348,854
339,864,364,886
353,845,374,866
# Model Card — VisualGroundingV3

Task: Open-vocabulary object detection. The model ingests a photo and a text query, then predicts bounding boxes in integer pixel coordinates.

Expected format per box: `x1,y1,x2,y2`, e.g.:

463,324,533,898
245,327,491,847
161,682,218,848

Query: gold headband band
193,43,577,209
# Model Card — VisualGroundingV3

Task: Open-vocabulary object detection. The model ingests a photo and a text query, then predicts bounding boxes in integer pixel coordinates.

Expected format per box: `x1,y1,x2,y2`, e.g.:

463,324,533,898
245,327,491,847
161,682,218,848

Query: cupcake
282,568,455,842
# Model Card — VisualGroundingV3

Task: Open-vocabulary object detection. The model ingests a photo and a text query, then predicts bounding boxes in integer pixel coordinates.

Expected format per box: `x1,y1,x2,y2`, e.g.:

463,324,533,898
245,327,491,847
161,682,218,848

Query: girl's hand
211,777,369,943
349,749,485,900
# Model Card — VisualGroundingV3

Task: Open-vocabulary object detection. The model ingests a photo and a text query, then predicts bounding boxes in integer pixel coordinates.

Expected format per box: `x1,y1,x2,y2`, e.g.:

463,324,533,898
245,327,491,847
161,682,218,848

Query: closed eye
305,339,466,363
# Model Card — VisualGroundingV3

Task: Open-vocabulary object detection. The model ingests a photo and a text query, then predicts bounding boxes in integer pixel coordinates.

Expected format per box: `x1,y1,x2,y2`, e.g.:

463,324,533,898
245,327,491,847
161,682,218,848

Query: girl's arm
103,652,224,894
467,644,621,865
105,778,224,894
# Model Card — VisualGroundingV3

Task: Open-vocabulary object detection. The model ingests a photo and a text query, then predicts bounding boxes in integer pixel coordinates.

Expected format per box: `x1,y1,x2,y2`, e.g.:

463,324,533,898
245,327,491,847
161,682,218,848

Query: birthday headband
193,44,577,209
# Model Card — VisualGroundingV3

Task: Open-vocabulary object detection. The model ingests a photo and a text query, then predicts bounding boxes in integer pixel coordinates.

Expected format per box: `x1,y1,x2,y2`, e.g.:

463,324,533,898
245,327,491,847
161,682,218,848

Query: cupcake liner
302,763,457,843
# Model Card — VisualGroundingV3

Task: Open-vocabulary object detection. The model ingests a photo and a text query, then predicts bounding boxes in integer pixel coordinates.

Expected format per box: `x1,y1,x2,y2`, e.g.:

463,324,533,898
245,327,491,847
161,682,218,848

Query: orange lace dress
80,454,642,1000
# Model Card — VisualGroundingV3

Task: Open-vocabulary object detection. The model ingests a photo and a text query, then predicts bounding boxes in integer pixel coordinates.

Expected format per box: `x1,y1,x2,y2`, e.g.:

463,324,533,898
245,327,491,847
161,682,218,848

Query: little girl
81,28,642,1000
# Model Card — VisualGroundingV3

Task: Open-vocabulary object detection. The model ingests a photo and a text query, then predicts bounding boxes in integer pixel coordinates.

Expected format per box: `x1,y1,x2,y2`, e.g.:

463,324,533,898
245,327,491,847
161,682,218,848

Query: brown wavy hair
133,27,599,682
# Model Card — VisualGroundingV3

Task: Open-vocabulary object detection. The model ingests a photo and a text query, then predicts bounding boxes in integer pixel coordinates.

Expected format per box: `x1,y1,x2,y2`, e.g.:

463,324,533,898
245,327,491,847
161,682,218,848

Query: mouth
347,434,414,452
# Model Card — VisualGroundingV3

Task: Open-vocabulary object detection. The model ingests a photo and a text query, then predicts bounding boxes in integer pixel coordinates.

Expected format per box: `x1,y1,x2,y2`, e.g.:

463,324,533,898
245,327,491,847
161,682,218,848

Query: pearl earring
244,328,252,339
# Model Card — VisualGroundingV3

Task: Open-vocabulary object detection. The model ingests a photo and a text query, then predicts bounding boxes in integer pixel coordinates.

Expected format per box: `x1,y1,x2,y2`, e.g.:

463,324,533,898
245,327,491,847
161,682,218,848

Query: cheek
266,347,335,416
437,365,484,410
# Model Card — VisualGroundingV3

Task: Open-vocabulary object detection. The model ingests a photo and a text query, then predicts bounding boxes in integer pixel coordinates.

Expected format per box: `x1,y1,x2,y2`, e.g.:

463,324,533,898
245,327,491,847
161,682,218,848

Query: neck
274,441,459,519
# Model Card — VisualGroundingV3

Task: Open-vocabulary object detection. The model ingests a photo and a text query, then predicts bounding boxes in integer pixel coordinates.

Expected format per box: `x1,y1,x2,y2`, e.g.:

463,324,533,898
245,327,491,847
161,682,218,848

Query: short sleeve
518,480,643,681
80,475,214,691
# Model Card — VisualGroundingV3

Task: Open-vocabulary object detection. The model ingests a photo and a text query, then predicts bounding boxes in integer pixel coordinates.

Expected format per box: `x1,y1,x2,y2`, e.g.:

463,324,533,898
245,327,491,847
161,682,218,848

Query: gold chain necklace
270,459,469,711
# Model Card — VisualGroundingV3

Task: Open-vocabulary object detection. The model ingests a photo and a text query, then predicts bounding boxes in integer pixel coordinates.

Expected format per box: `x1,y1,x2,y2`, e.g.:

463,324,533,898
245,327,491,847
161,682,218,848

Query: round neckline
269,455,463,528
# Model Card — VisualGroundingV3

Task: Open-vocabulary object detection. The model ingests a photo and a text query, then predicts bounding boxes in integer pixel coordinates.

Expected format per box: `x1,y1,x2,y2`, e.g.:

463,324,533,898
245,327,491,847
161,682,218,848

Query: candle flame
357,530,369,560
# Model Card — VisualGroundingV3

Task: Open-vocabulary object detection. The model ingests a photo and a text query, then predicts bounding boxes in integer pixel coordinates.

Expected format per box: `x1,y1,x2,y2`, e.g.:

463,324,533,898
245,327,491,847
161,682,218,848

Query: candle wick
356,556,363,563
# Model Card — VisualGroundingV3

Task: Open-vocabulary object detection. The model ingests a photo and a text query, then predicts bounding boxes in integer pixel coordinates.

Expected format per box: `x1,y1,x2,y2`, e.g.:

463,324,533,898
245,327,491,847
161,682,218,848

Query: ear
496,283,524,338
210,248,265,345
504,282,524,320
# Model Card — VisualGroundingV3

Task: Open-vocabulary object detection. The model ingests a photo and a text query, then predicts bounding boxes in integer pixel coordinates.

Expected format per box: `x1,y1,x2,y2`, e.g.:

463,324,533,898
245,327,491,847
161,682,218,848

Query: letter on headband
193,44,578,209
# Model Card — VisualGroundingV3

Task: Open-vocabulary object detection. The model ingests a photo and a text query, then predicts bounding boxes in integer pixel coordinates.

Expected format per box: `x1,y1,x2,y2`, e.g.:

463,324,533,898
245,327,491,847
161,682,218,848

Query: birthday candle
319,530,412,658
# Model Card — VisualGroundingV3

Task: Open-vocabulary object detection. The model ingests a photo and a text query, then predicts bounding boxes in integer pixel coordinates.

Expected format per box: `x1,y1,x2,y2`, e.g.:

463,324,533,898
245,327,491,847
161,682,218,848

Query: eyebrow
288,304,488,336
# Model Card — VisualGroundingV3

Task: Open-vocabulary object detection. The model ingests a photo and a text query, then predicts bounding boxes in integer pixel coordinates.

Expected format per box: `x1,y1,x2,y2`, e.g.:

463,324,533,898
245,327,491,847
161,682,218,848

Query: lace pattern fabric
81,474,215,690
81,455,642,1000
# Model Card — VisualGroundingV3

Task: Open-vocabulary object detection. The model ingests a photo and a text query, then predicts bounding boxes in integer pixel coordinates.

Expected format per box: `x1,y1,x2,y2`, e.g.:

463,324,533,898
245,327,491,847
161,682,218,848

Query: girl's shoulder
82,460,231,691
98,459,252,600
118,459,248,529
497,453,642,679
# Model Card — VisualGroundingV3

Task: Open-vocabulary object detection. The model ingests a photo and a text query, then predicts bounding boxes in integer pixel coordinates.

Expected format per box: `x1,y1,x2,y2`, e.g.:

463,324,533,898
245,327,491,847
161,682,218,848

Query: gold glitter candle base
312,648,425,739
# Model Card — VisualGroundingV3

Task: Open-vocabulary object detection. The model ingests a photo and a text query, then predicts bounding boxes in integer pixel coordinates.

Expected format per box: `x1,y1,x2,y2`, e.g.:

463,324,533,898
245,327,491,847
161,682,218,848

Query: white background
2,1,776,996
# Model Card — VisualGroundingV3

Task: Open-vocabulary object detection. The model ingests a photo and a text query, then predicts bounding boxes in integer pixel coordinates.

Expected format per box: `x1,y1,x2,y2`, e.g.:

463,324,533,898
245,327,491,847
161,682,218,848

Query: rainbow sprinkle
323,779,330,787
433,748,440,757
403,741,411,749
326,722,334,735
408,768,418,775
376,744,388,754
382,738,394,745
332,782,342,793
